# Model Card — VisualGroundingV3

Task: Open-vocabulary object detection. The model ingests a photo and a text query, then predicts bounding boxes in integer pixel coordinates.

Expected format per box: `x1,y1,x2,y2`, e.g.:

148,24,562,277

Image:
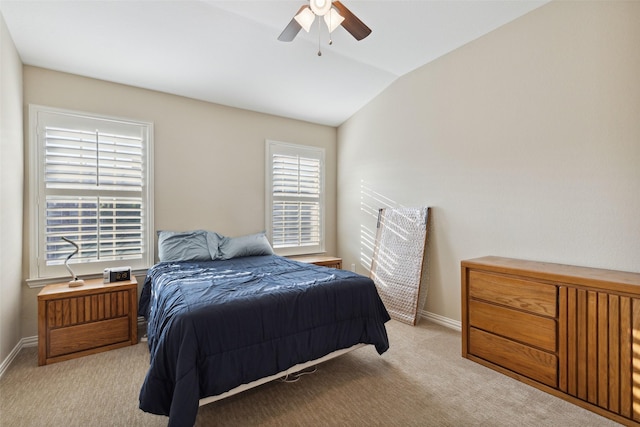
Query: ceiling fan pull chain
317,16,322,56
328,6,333,45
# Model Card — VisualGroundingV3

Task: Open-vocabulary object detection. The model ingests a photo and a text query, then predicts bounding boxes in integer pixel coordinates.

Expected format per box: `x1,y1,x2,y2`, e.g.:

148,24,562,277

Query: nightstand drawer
469,327,557,387
468,270,557,317
49,316,130,357
468,299,556,352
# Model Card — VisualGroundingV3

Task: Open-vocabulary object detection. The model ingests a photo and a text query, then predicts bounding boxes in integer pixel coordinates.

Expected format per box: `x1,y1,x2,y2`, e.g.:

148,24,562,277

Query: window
266,140,324,256
29,105,154,281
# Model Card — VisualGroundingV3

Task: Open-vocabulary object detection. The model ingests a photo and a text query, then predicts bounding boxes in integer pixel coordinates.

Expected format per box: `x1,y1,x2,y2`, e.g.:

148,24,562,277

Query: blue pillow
218,232,274,260
157,230,211,262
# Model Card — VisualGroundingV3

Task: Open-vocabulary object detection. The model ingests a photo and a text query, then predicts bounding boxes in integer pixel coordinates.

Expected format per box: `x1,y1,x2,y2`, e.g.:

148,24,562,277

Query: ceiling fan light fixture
310,0,332,17
324,8,344,33
278,0,371,44
294,6,315,32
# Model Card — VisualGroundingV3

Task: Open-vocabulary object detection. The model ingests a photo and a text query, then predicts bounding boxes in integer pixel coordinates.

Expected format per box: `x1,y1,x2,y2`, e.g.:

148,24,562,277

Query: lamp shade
294,6,315,32
323,8,344,33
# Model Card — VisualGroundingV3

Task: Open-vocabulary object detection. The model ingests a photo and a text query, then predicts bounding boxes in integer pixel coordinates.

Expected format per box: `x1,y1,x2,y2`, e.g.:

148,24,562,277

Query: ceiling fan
278,0,372,44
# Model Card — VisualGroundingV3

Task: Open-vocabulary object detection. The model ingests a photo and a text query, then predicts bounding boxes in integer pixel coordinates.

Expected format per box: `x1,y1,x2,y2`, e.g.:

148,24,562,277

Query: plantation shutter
267,141,324,255
31,107,153,280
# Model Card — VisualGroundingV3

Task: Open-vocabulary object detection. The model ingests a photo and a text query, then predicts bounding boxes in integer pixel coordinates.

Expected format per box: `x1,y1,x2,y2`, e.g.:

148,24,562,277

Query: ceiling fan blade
278,5,307,42
332,1,372,41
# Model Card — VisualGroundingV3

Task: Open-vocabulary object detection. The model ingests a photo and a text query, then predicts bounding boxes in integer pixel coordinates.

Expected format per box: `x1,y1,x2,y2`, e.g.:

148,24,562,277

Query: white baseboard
20,336,38,348
420,310,461,331
0,335,37,379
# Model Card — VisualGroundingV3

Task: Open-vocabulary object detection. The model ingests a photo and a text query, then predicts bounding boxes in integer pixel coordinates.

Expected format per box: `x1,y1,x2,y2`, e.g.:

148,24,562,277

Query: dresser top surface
462,256,640,289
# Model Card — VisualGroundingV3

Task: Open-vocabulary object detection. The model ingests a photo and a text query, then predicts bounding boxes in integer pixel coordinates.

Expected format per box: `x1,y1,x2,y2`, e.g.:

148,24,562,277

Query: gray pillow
218,232,274,260
157,230,211,262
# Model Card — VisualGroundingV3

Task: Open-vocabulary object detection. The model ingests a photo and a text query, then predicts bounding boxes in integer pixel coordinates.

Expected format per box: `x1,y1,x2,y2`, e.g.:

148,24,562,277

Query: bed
137,231,390,427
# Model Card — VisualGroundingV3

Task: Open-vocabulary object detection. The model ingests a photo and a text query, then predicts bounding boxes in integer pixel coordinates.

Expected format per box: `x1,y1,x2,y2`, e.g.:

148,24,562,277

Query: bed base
199,343,366,407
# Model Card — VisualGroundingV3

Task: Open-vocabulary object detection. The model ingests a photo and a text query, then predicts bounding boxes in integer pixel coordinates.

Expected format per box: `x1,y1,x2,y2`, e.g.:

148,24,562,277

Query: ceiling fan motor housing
310,0,332,16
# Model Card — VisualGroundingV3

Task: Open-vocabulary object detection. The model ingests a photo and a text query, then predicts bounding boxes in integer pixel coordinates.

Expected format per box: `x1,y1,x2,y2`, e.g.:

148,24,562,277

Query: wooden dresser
462,256,640,426
38,277,138,365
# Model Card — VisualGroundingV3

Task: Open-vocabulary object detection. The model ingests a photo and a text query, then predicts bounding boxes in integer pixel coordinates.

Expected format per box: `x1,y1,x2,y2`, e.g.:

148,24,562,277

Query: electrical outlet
351,263,356,272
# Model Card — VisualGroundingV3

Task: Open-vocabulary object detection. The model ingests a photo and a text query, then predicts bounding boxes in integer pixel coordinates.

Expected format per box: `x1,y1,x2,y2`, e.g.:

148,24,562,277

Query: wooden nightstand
289,255,342,269
37,276,138,366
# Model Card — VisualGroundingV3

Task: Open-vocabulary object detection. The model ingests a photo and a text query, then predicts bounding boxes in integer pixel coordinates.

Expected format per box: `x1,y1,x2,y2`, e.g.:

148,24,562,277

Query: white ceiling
0,0,549,126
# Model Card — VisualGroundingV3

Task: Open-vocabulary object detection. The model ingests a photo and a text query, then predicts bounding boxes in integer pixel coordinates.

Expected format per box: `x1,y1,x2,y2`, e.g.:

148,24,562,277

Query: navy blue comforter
138,255,390,426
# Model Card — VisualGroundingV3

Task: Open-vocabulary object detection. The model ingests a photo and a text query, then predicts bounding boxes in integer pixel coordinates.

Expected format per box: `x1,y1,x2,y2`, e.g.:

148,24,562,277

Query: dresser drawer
469,327,557,387
468,299,556,351
468,270,557,317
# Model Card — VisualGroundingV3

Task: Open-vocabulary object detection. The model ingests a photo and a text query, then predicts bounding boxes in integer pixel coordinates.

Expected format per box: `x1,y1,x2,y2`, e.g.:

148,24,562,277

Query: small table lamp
62,237,85,287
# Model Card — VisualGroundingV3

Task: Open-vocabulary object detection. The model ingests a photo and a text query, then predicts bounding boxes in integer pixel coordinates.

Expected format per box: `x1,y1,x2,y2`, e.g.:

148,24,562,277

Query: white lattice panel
370,207,430,325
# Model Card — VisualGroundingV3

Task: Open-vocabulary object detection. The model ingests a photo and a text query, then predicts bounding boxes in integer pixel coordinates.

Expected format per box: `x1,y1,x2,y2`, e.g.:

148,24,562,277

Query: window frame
265,140,325,256
27,105,154,285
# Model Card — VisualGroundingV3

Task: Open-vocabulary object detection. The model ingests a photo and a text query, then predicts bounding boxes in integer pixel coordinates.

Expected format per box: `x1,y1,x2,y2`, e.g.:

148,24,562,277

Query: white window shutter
266,141,324,255
29,106,153,280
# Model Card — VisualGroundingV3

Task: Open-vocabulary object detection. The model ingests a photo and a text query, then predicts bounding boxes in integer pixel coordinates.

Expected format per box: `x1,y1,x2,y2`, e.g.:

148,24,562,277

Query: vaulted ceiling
0,0,548,126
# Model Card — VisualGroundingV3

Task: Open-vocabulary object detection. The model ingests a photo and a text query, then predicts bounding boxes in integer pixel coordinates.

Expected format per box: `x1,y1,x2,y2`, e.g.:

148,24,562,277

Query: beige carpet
0,320,619,426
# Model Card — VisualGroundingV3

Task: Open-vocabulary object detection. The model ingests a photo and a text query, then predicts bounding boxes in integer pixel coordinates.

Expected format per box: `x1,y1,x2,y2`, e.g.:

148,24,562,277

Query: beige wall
337,1,640,323
0,12,24,364
20,67,337,338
